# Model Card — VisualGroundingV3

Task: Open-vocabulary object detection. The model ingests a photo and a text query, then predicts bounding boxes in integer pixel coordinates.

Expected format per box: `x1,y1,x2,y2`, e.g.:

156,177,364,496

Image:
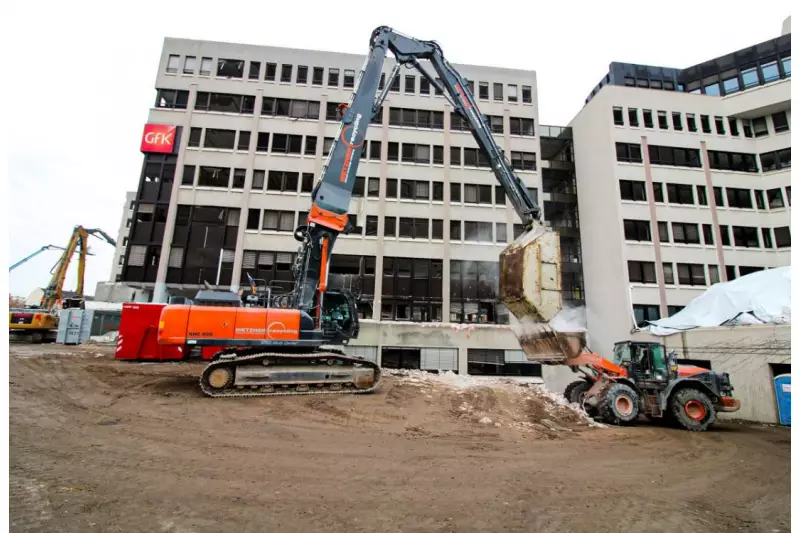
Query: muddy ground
8,343,791,533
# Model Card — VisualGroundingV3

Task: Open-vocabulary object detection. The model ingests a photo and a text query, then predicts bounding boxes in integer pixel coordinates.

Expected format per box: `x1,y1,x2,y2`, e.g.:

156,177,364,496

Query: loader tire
563,380,598,417
670,388,716,432
599,383,639,425
564,380,591,404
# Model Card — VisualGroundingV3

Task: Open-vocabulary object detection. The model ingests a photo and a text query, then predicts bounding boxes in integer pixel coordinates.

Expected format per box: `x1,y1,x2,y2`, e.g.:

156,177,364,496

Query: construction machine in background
156,26,563,398
9,225,117,343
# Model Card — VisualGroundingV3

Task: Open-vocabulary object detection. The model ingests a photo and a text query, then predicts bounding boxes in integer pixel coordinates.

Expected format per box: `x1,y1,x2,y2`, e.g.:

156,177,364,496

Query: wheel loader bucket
499,224,586,364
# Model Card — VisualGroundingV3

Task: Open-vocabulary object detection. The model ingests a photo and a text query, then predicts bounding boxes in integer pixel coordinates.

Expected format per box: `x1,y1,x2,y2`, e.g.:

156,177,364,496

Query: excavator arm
292,26,563,344
40,226,118,311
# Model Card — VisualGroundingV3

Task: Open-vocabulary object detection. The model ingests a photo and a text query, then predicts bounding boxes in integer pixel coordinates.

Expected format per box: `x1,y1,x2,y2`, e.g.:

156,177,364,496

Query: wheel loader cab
612,341,669,384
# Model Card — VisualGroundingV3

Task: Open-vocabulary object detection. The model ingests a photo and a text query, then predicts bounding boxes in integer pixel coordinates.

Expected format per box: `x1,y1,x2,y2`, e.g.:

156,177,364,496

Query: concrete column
229,89,264,293
371,103,391,320
153,83,198,303
640,135,668,318
700,141,728,281
457,346,469,375
442,104,452,323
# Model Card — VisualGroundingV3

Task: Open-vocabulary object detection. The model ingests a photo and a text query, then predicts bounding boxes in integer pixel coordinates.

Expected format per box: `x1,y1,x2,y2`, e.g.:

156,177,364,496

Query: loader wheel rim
208,368,233,389
684,399,706,421
615,396,633,416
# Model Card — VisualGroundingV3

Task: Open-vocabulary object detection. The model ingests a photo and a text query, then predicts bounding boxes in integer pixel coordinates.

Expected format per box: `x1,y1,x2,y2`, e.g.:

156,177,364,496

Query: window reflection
722,77,740,94
761,61,779,82
704,83,720,96
742,67,759,88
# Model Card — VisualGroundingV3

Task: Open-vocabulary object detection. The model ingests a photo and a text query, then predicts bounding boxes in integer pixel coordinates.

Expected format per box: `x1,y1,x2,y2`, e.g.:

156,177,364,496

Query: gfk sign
141,124,179,154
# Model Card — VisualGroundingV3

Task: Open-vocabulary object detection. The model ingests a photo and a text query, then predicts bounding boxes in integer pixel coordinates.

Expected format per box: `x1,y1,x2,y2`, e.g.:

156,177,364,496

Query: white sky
4,0,792,299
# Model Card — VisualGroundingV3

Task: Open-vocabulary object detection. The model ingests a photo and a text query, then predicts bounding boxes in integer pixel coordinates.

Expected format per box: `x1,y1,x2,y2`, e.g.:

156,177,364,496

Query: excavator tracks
198,347,382,398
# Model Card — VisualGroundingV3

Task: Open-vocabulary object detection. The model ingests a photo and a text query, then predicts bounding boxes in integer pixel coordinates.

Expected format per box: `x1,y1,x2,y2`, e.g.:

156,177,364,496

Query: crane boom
10,245,66,272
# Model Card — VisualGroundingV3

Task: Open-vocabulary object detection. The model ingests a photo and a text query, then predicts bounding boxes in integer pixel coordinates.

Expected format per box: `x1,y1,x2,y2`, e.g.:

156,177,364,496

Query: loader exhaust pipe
499,225,586,364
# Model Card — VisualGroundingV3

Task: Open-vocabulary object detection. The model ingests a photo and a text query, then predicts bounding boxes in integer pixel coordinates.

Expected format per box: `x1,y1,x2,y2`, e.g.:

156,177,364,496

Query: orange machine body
566,352,713,380
158,305,306,347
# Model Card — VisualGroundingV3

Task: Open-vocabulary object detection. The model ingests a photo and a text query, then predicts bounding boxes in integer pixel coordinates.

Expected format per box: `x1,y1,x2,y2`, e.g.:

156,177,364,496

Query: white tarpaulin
638,266,791,336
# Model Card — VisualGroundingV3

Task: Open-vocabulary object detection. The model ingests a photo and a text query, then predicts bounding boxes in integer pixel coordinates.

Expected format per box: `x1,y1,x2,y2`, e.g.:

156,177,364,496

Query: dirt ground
9,343,791,533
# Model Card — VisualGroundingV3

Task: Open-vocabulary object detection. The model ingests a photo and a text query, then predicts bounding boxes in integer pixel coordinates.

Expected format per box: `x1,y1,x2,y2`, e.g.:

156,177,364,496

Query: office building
571,21,791,356
109,191,136,282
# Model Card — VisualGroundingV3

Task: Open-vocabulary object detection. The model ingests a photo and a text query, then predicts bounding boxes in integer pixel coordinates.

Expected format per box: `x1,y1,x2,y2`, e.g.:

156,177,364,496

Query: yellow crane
9,225,117,343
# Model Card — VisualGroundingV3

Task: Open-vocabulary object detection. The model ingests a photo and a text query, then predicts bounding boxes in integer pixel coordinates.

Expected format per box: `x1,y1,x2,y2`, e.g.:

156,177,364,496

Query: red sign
141,124,178,153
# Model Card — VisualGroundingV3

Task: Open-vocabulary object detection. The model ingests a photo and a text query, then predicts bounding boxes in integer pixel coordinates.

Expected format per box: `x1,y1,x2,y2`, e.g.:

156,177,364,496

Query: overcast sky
5,0,791,299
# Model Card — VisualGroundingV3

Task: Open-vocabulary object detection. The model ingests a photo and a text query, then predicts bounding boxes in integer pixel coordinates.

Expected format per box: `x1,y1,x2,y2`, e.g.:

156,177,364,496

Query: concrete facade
109,191,136,282
632,324,791,424
570,57,791,359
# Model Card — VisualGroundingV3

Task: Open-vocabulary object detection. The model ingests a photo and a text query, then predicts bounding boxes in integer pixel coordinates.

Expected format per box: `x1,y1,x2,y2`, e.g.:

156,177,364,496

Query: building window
248,61,261,80
766,188,785,209
236,131,251,151
263,62,277,81
232,168,246,189
677,263,706,286
732,226,759,248
615,142,642,163
632,305,660,327
619,180,646,201
648,145,701,168
155,89,189,109
166,54,179,73
312,66,324,85
252,170,265,190
628,108,639,127
183,56,196,74
751,117,769,137
687,113,697,132
188,127,201,147
628,261,657,284
328,67,339,87
478,82,489,99
672,112,683,131
262,210,295,232
510,151,537,171
612,107,624,126
509,117,535,136
671,222,700,244
726,188,753,209
657,111,668,130
663,263,675,284
508,85,518,102
296,65,308,84
493,83,503,101
246,209,261,230
195,92,255,114
720,225,731,246
256,132,270,152
267,171,299,193
700,114,712,133
774,226,791,248
707,150,759,173
404,74,415,93
197,166,230,188
759,148,792,172
666,184,694,205
771,111,789,133
643,109,654,128
714,116,726,135
217,58,244,78
522,86,532,103
657,222,669,243
345,69,356,88
708,265,720,284
271,134,303,155
728,118,739,136
696,185,708,206
181,165,195,186
623,219,651,242
761,228,774,248
390,108,445,129
199,57,212,76
398,217,429,239
203,128,236,150
702,224,713,245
